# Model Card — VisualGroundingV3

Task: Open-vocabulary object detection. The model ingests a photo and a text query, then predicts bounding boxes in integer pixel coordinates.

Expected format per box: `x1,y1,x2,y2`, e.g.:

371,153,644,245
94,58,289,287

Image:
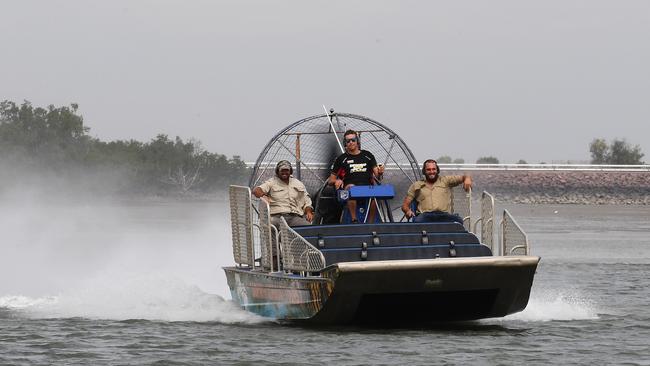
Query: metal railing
247,162,650,172
473,191,495,253
231,184,530,272
438,163,650,172
451,186,472,231
230,185,324,273
256,198,281,271
500,209,530,255
279,217,326,273
229,185,255,267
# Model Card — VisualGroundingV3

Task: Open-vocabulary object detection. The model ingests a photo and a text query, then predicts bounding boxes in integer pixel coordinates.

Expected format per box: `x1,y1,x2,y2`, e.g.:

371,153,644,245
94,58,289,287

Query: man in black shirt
328,129,383,223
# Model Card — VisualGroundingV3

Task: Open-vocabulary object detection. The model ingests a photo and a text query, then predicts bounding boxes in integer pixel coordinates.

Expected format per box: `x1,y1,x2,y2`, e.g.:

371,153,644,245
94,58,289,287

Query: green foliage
589,138,644,165
517,159,527,164
589,138,608,164
476,156,499,164
437,156,464,164
0,100,249,194
0,100,90,166
437,155,452,164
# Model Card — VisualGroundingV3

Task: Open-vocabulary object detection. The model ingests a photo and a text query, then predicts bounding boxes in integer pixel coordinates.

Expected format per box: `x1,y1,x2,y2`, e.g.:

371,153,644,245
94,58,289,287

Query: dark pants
270,213,310,228
265,214,310,270
413,211,464,225
269,213,310,253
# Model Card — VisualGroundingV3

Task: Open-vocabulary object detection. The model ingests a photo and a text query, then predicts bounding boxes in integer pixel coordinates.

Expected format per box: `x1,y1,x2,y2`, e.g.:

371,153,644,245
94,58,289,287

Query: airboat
224,109,539,324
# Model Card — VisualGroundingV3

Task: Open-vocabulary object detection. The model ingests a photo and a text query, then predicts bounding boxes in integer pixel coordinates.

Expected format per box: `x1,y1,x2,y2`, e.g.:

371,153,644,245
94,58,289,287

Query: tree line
589,138,644,165
0,100,249,195
439,140,645,165
2,99,644,197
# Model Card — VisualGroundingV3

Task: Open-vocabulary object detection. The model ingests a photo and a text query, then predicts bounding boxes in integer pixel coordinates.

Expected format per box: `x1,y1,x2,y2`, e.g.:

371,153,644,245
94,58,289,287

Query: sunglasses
344,138,358,144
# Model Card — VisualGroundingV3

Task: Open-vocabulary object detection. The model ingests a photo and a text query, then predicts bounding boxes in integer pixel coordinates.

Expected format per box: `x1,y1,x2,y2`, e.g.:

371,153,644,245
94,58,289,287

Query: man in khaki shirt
401,159,472,224
253,160,313,227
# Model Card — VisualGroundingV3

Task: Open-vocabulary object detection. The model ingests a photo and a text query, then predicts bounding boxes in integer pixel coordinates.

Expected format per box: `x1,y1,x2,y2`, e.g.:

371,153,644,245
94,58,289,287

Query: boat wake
1,282,598,324
0,272,267,324
0,199,269,324
495,289,599,322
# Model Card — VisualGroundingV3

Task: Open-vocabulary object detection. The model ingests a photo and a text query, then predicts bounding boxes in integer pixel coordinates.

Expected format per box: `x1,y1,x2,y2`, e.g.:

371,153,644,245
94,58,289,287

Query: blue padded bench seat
302,232,479,249
290,221,492,264
321,244,492,263
291,222,466,237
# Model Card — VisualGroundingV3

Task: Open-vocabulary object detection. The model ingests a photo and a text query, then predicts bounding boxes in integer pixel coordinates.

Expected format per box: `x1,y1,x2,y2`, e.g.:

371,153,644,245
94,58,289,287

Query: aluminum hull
224,255,540,324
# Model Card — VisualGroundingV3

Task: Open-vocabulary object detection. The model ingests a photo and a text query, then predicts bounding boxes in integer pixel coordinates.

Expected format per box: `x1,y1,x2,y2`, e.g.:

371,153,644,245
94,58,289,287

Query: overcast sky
2,1,649,163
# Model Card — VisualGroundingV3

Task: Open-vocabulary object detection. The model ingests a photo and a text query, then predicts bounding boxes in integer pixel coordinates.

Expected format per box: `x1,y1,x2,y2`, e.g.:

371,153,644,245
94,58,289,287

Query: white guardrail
246,162,650,172
438,163,650,172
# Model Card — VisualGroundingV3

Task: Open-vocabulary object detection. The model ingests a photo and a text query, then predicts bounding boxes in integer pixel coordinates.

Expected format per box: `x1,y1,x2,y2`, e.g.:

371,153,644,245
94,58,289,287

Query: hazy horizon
2,1,649,164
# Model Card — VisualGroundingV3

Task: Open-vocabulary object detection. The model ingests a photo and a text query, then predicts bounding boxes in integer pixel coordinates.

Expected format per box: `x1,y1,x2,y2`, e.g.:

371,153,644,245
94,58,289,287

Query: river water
1,199,649,365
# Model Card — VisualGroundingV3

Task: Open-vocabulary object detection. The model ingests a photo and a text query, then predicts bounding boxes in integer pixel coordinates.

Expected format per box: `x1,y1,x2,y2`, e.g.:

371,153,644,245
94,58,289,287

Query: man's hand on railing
404,209,415,219
463,176,472,192
305,208,314,223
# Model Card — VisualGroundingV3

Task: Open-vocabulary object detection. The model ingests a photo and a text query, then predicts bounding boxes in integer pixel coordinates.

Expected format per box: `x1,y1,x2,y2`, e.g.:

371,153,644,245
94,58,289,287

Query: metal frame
231,185,283,271
279,217,326,273
473,191,496,254
451,186,472,231
255,198,277,271
229,185,255,267
500,209,530,255
248,112,421,190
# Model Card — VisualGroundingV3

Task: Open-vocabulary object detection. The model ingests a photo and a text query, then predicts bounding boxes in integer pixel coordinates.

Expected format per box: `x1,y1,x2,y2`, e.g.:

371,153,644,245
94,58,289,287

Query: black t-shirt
331,150,378,186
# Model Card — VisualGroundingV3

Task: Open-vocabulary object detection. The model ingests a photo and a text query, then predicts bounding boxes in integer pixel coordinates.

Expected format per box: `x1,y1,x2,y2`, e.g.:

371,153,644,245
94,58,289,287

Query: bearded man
401,159,472,224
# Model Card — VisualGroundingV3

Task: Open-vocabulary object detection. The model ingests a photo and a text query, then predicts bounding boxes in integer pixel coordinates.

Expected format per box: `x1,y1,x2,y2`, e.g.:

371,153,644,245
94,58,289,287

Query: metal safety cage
279,217,326,273
229,185,255,267
473,191,496,253
451,186,472,231
500,209,530,255
248,111,421,214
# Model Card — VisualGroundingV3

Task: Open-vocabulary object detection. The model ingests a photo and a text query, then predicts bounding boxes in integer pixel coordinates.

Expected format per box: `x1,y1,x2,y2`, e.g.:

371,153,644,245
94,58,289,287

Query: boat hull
224,255,540,324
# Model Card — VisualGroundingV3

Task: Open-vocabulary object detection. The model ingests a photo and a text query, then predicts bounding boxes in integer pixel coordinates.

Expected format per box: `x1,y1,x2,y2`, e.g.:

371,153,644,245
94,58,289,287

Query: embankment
462,170,650,205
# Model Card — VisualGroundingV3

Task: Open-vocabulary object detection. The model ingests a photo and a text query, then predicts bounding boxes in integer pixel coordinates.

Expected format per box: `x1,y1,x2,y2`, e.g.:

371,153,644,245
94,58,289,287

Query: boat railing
229,185,282,271
452,186,472,231
229,185,324,273
231,184,529,270
279,217,326,273
256,197,281,271
500,209,530,255
229,185,256,267
473,191,496,253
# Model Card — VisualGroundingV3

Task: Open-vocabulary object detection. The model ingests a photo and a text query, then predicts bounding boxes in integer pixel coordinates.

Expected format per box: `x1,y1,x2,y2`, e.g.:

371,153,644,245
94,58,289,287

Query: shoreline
465,170,650,205
486,192,650,205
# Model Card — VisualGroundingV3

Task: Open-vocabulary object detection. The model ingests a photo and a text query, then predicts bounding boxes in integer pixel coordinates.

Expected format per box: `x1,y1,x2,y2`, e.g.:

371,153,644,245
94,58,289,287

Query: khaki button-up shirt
258,176,313,216
406,176,464,214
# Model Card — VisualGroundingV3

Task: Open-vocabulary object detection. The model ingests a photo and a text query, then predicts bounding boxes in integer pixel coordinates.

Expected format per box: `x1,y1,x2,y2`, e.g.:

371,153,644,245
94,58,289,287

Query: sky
2,0,649,164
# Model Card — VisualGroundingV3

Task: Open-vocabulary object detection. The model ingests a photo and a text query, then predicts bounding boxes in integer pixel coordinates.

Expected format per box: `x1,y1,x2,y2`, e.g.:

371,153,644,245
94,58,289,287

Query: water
1,199,649,365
